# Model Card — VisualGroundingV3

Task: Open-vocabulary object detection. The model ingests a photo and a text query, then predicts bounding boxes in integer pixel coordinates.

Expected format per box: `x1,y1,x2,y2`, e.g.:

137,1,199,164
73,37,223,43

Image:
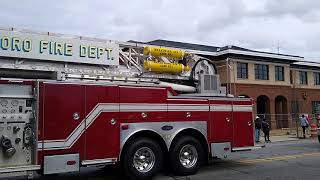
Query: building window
237,63,248,79
314,72,320,85
275,66,284,81
312,101,320,114
299,71,308,85
290,71,293,84
291,101,300,114
255,64,269,80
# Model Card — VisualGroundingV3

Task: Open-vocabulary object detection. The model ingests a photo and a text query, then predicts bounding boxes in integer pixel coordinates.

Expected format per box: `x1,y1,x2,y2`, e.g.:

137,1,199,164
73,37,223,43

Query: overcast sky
1,0,320,61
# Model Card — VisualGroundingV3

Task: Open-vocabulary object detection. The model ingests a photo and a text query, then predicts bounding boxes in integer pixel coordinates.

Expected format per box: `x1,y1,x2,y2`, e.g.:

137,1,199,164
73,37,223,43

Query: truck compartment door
232,102,254,147
85,85,120,161
42,83,85,157
209,101,233,143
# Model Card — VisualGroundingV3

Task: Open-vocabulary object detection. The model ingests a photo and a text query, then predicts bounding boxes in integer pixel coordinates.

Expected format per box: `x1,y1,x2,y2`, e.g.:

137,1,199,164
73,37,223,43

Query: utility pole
277,41,280,54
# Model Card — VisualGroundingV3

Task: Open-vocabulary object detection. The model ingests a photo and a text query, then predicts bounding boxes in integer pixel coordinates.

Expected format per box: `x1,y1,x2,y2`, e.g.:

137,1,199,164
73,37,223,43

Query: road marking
239,152,320,164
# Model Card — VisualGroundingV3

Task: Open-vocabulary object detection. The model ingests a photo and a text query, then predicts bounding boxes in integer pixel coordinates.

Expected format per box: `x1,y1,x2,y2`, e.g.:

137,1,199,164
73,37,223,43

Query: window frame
275,66,284,81
314,72,320,85
237,62,248,79
299,71,308,85
254,64,269,80
312,101,320,114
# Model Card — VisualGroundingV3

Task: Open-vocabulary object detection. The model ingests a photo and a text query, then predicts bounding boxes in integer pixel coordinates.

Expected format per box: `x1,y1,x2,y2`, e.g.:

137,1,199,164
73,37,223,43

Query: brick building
137,40,320,129
220,58,320,129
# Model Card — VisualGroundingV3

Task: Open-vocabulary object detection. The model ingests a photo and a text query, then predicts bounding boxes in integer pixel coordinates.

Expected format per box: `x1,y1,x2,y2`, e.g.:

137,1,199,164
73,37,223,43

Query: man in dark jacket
262,118,271,143
255,116,262,143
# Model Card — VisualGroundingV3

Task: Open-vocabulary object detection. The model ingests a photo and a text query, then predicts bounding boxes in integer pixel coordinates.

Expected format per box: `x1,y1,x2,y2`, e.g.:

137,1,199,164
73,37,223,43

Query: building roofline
291,61,320,70
130,41,303,62
131,39,303,62
217,49,303,61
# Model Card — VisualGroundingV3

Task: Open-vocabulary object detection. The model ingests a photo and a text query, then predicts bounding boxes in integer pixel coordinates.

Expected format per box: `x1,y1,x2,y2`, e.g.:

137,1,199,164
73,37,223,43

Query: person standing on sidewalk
255,116,262,143
299,114,309,139
262,118,271,143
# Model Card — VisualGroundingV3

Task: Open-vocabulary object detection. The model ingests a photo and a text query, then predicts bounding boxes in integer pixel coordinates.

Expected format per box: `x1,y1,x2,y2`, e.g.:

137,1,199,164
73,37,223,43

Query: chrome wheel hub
179,144,198,168
133,147,155,173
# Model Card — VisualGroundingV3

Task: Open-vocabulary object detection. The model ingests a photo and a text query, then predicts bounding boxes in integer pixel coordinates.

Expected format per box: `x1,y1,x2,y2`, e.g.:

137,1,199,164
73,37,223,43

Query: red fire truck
0,28,255,179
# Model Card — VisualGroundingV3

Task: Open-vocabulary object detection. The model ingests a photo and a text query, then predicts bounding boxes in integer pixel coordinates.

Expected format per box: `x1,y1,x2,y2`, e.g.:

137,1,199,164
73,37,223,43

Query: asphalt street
7,139,320,180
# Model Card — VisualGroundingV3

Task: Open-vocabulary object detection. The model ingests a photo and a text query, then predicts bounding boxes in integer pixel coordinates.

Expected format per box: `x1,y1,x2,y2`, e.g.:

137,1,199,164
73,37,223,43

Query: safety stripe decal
210,105,252,112
168,104,209,111
38,103,252,150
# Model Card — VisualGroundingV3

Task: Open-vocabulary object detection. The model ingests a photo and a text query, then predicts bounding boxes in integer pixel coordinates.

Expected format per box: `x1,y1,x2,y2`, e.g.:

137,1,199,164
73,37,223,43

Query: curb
255,138,300,145
271,138,300,143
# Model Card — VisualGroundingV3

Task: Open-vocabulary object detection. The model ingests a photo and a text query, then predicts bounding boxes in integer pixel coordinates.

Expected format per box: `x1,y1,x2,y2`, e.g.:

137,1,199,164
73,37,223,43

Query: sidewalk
254,135,298,148
258,128,314,143
257,134,317,145
268,135,300,142
253,128,319,148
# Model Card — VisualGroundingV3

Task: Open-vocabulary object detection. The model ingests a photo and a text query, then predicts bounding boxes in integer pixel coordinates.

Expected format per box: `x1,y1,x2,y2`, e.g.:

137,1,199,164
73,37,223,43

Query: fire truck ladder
0,43,191,81
0,28,220,94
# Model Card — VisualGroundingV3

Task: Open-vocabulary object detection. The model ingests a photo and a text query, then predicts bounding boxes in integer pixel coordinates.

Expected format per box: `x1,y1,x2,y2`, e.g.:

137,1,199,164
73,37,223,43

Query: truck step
232,145,265,152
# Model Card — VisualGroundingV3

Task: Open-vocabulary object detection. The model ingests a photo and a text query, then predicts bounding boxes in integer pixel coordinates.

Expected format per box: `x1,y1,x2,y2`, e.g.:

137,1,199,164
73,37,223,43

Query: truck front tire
122,138,163,180
169,136,205,176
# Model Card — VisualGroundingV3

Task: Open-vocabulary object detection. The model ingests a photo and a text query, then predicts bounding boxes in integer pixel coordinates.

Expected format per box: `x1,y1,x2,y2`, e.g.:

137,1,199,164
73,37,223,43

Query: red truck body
0,77,254,179
35,81,253,163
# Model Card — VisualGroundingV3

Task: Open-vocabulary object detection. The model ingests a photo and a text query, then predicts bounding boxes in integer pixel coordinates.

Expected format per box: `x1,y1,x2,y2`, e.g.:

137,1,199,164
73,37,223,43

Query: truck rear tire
122,138,163,180
169,136,204,176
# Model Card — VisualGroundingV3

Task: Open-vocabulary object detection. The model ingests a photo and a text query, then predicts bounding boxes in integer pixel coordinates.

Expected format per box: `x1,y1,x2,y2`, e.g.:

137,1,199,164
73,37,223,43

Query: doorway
275,96,288,128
